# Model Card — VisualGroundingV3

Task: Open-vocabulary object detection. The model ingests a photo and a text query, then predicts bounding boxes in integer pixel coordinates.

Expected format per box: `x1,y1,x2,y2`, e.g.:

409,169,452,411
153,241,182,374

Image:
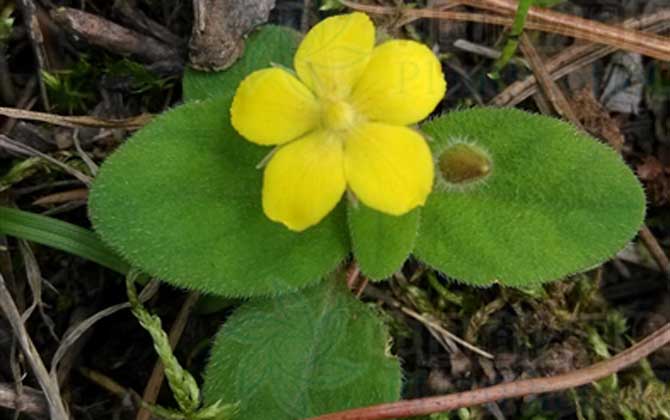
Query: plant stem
306,322,670,419
491,0,533,77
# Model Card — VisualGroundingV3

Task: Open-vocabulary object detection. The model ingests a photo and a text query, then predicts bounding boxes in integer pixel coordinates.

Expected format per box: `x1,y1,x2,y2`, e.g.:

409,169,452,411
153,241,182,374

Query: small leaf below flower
348,201,420,280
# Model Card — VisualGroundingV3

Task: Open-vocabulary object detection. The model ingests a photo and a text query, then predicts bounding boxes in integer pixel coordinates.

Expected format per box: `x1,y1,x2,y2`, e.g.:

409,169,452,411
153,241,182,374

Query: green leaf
348,201,419,280
91,23,348,297
416,107,645,287
203,279,401,419
182,25,299,103
89,95,349,297
0,206,129,273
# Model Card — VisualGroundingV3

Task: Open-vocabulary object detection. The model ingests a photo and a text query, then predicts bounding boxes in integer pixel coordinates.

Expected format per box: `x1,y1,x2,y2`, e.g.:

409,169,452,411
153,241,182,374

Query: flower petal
344,123,434,215
294,12,374,98
351,40,446,125
263,131,346,231
231,68,319,145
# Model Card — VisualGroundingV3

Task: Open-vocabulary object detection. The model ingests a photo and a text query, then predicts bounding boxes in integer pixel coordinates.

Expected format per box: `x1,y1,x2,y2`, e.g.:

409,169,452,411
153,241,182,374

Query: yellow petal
294,12,374,98
351,40,446,125
263,131,346,231
231,68,319,145
344,123,434,215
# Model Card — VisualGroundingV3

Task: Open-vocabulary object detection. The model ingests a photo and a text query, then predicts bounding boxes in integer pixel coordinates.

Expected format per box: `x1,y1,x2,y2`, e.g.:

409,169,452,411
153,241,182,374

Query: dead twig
453,39,504,60
462,0,670,61
16,0,50,110
73,129,99,176
518,33,583,127
307,322,670,419
491,10,670,107
51,7,182,69
50,280,160,380
0,45,16,105
403,306,493,359
0,134,92,185
1,78,37,136
18,240,57,340
115,1,184,48
0,382,47,417
78,367,142,402
0,273,69,420
342,1,517,28
345,262,361,290
639,226,670,280
33,188,89,206
341,1,670,61
365,285,493,359
0,106,151,129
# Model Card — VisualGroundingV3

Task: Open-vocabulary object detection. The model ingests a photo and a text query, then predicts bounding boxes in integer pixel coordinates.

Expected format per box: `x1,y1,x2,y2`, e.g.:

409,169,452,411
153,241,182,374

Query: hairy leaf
416,107,645,287
348,201,419,280
203,280,401,419
89,94,349,297
90,24,349,297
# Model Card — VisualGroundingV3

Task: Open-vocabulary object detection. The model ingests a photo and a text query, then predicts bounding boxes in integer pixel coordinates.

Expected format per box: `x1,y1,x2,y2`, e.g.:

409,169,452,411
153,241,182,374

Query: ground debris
189,0,276,71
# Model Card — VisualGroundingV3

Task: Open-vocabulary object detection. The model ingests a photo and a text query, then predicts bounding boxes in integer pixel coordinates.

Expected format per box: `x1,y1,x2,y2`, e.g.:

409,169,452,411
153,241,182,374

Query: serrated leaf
415,107,645,287
203,280,401,419
89,95,349,297
183,25,299,103
348,201,419,280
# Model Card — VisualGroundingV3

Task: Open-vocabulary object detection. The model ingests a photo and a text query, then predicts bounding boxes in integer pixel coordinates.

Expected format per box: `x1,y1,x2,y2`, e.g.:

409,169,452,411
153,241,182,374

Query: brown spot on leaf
439,143,492,185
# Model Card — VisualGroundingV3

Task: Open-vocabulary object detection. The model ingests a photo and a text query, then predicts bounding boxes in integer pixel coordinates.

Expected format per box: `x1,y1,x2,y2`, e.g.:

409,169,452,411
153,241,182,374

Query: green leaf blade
416,107,645,287
203,280,401,419
90,24,349,297
0,206,129,273
89,97,349,297
348,202,420,280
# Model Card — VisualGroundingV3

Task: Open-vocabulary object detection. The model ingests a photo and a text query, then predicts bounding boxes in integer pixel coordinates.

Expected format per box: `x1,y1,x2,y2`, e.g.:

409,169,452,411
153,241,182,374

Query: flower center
321,100,356,131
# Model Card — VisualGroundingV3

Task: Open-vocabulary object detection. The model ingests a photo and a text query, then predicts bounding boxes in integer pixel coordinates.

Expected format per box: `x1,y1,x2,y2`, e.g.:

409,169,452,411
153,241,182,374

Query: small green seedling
87,13,645,420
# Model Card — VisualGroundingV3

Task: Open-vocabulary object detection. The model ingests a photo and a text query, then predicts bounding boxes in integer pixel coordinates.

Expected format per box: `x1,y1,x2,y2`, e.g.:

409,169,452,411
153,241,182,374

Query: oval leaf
89,96,349,297
415,107,645,287
203,280,401,419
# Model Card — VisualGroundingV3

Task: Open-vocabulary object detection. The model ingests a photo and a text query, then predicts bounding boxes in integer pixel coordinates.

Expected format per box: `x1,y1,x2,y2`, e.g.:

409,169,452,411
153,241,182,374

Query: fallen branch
0,273,69,420
16,0,50,109
51,7,182,68
0,106,152,130
518,33,582,126
307,322,670,419
0,134,92,185
639,226,670,279
463,0,670,61
0,382,47,417
341,1,670,61
490,9,670,105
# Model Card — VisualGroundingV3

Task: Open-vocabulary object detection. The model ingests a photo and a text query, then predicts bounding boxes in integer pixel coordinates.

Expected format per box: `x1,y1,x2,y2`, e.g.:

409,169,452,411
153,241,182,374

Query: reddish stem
307,323,670,420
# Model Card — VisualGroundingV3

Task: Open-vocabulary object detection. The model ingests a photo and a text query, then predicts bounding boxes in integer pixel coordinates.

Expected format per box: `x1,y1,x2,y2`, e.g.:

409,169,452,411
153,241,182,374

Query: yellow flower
231,12,446,231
